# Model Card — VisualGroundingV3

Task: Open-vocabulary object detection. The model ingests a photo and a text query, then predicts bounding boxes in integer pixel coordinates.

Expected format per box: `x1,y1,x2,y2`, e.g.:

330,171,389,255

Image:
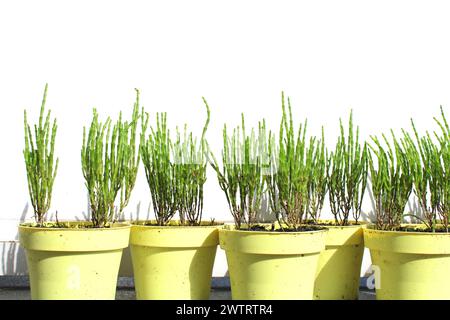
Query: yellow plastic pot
219,225,327,300
130,221,220,300
314,221,366,300
19,222,130,300
364,225,450,300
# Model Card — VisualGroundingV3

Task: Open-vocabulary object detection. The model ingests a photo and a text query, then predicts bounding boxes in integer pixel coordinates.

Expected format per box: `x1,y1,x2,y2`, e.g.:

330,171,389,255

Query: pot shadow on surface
360,184,376,224
129,201,151,223
406,197,423,224
79,193,91,222
362,181,424,225
1,242,28,276
188,232,220,300
1,203,29,275
118,201,151,278
255,194,275,223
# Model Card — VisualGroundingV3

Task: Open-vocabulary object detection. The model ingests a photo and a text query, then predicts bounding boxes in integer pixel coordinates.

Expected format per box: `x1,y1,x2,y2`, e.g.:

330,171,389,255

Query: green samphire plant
369,108,450,232
173,99,211,225
141,98,210,226
435,107,450,232
368,131,413,231
327,111,368,226
23,84,58,227
210,114,270,230
81,89,147,228
266,92,327,230
402,106,450,232
307,127,328,224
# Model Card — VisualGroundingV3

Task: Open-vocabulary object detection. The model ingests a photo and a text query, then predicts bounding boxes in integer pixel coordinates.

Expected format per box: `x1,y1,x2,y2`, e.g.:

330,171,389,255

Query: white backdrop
1,0,450,276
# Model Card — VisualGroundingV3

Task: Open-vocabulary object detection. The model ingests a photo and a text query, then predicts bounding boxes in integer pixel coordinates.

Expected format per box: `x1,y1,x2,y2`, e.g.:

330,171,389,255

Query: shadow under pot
364,225,450,300
129,221,221,300
18,222,130,300
219,224,328,300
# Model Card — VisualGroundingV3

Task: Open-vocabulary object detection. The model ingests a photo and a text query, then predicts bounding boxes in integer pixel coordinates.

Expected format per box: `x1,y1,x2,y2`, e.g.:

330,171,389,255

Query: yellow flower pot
364,225,450,300
19,222,130,300
130,221,220,300
314,221,366,300
219,225,327,300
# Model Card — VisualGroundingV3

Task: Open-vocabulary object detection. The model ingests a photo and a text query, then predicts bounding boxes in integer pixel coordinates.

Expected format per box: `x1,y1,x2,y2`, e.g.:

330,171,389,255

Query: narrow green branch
142,98,210,226
328,111,368,226
210,113,268,230
266,92,327,229
23,83,59,226
81,89,145,228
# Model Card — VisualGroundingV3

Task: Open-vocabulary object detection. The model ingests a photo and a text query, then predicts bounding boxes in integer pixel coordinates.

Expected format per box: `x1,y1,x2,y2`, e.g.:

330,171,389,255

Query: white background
1,0,450,276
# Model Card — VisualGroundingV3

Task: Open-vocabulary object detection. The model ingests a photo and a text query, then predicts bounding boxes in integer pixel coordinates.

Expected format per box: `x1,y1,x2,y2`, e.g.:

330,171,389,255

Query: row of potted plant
18,85,450,300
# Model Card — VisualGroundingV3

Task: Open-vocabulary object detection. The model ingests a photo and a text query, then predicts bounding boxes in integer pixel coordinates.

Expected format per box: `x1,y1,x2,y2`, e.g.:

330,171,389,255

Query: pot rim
220,224,328,236
307,219,368,229
130,220,224,229
19,221,131,252
365,223,450,236
19,221,131,231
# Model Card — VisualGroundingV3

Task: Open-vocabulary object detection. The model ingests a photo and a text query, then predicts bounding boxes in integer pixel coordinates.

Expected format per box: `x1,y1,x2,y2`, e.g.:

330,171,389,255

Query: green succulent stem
368,131,413,231
142,98,210,226
210,113,269,230
81,89,146,228
174,98,211,225
23,83,59,226
266,92,328,229
434,106,450,232
328,111,368,226
402,106,450,232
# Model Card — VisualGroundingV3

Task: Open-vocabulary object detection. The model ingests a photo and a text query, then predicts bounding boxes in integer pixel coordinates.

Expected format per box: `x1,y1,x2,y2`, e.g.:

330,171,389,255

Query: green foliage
266,92,327,228
402,124,440,231
210,114,269,230
368,131,413,231
142,98,210,226
402,107,450,232
141,112,175,226
81,89,146,228
328,111,368,225
308,128,329,222
23,84,59,226
173,98,211,225
435,107,450,231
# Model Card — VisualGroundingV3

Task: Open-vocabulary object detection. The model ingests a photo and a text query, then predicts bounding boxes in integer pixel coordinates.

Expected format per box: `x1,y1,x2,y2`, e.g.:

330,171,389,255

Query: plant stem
23,83,59,226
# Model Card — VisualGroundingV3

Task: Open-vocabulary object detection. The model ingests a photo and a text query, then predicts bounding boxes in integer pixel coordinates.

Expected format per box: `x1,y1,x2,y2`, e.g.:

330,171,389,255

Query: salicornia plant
434,107,450,231
403,107,450,232
307,127,329,223
403,123,440,231
141,98,211,226
173,99,211,225
266,92,327,229
23,84,59,226
141,112,176,226
328,111,368,226
81,89,146,228
368,131,413,231
210,115,269,230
